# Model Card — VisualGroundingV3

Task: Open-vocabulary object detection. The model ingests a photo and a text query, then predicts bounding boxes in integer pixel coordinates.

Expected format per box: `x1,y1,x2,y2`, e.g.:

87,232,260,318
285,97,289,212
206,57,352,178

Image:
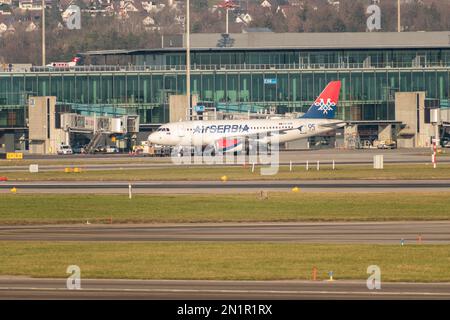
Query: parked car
105,145,119,153
442,139,450,148
57,144,73,155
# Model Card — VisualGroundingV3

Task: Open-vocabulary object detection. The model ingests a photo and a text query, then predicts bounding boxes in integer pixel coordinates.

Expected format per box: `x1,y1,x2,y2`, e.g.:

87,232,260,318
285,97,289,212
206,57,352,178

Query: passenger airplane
148,81,344,153
47,56,81,68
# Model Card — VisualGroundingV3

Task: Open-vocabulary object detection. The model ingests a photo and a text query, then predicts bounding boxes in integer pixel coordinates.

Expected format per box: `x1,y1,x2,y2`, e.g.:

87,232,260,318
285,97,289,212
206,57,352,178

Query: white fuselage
148,118,343,147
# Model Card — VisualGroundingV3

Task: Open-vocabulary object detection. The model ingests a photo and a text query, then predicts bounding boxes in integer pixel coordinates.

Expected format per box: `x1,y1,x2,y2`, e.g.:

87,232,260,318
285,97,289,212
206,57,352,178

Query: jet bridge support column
378,124,392,142
344,124,358,149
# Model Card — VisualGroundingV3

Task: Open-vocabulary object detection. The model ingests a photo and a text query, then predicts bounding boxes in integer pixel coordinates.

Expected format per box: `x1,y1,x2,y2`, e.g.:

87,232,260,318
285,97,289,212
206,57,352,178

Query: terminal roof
81,32,450,56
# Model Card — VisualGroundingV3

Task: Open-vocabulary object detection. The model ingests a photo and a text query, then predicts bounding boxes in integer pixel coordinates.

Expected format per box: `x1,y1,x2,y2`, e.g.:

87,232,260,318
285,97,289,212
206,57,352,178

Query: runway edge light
312,266,318,281
327,271,335,282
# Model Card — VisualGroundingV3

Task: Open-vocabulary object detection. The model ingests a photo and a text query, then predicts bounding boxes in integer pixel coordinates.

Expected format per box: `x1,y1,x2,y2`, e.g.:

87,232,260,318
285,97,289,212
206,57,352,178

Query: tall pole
186,0,191,117
226,8,229,34
397,0,401,32
41,0,46,66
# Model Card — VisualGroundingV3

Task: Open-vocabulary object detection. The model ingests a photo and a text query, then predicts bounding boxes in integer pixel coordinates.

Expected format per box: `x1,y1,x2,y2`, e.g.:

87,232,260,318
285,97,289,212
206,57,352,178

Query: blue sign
264,78,277,85
194,105,205,112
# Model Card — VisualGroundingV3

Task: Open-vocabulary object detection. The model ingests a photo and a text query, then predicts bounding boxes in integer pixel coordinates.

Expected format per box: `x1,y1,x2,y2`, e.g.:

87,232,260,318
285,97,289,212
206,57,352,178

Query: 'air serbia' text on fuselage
193,124,250,134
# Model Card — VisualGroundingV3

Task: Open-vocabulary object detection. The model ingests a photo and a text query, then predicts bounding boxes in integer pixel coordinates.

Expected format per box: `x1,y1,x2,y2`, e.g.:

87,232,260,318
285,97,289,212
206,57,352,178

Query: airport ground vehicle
57,144,73,155
377,140,397,149
94,145,119,153
142,144,172,156
136,141,170,156
71,145,86,154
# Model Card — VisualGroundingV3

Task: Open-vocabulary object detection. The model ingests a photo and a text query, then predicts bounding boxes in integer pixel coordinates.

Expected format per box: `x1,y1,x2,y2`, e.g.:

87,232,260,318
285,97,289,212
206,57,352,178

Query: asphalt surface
1,179,450,193
0,221,448,244
0,149,448,300
0,278,449,299
1,149,448,172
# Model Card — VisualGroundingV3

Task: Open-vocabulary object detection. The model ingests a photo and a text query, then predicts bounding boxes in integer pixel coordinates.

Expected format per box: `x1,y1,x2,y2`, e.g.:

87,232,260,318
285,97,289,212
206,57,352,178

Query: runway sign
6,152,23,160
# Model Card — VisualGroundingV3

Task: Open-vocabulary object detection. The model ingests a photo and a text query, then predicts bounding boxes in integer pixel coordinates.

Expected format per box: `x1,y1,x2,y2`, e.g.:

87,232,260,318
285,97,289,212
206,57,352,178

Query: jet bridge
27,96,140,154
60,113,139,153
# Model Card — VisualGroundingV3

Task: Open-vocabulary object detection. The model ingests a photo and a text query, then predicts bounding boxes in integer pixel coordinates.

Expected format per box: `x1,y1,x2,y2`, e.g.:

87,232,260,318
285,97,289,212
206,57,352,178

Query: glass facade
0,48,449,128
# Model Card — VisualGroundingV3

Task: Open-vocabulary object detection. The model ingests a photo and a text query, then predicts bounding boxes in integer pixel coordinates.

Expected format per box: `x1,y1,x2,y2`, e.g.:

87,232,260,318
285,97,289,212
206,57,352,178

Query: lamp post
42,0,46,66
431,108,440,169
186,0,191,116
226,7,229,34
397,0,401,32
220,0,238,35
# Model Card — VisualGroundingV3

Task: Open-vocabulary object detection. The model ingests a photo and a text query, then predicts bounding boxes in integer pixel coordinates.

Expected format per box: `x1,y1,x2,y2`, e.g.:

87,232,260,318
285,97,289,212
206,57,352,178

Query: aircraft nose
148,132,159,144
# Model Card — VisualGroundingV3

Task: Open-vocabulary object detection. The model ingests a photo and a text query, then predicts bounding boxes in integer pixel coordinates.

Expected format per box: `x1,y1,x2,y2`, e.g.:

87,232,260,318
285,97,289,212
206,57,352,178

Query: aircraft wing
318,121,346,128
211,126,305,150
217,125,302,141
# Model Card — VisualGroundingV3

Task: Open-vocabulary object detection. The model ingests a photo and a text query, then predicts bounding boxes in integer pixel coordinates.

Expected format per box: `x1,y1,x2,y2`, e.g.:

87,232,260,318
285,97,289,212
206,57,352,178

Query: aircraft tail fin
301,81,341,119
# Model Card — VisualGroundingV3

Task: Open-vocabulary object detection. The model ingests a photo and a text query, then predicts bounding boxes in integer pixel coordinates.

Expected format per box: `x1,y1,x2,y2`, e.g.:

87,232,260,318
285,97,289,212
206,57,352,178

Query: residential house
287,0,303,7
276,5,287,18
25,21,37,31
0,5,12,15
174,14,184,26
142,1,165,13
142,15,160,31
142,15,155,26
19,0,42,11
260,0,271,8
6,23,14,33
328,0,340,9
101,1,114,14
62,5,79,21
120,0,138,12
0,22,7,34
235,13,252,25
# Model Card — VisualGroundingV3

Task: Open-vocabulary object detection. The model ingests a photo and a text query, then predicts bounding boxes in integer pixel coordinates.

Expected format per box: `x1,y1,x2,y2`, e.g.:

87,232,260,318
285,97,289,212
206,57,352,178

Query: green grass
1,242,449,282
1,193,450,224
2,164,450,181
0,158,171,167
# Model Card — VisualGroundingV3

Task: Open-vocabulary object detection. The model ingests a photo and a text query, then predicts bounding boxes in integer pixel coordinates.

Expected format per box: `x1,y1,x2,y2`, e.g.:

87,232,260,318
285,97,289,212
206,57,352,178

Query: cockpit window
157,127,170,132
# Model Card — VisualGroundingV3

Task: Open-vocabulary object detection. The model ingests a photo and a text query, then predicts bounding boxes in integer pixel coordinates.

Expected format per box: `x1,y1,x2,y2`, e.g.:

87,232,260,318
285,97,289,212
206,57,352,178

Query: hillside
0,0,448,64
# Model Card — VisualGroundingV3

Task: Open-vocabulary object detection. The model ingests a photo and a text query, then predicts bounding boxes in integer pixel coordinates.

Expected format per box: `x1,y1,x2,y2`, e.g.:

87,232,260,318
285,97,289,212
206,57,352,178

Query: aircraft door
176,123,185,138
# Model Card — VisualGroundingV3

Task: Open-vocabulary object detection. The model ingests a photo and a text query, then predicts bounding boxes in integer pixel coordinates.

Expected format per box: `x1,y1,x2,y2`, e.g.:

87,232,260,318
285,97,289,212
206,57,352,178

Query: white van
57,144,73,155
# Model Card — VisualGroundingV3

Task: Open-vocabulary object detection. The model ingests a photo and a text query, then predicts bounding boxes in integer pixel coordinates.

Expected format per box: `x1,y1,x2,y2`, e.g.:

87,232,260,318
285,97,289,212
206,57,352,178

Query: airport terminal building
0,31,449,152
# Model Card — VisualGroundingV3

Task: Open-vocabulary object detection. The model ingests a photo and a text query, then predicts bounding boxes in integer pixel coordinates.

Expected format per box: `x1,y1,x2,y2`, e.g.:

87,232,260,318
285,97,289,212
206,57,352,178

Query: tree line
0,0,448,64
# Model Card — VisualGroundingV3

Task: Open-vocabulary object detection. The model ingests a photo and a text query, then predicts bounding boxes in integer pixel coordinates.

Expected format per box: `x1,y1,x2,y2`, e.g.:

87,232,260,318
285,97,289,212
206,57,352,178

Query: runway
0,221,448,243
1,179,449,193
0,278,449,299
